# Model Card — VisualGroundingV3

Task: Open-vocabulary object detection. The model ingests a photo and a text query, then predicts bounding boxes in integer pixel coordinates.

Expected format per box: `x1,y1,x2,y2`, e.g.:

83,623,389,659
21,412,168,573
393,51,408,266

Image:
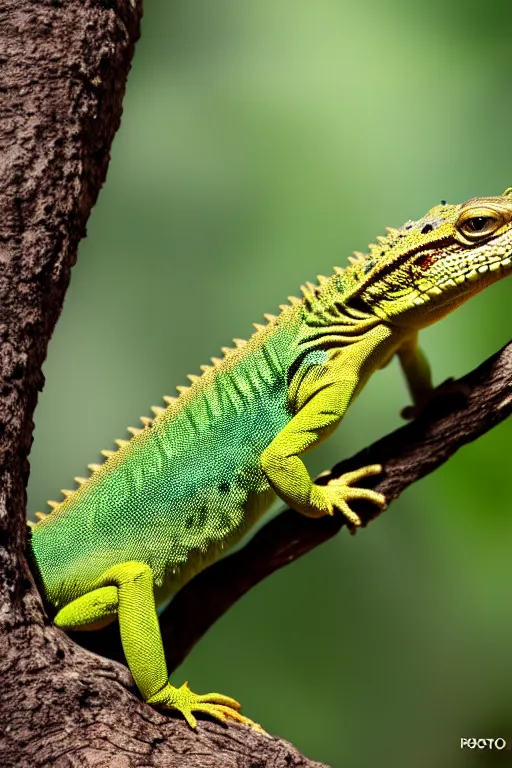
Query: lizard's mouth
411,252,512,309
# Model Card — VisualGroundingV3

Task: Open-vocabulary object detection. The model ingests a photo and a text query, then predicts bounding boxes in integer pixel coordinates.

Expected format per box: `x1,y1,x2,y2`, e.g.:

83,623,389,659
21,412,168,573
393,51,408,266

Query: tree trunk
0,2,323,765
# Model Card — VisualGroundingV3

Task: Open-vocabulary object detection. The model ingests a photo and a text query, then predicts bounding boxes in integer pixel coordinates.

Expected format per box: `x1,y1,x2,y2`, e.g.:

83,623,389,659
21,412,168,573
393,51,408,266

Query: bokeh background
28,2,511,766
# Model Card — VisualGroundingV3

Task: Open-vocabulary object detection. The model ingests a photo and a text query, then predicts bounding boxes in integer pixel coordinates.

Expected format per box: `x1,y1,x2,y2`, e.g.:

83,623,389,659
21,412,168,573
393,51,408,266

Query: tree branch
77,342,512,674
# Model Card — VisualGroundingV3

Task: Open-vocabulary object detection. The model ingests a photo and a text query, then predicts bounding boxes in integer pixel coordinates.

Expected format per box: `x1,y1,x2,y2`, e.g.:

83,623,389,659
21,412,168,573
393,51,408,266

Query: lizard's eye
463,216,492,233
456,209,503,242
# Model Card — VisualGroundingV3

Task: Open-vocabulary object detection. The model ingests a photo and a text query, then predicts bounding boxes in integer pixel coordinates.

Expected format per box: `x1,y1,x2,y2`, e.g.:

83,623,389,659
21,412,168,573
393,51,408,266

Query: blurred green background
28,2,511,766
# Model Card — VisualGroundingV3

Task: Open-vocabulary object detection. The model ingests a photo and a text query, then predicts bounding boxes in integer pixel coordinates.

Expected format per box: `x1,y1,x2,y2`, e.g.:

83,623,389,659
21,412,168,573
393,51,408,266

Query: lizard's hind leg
55,561,254,730
54,586,118,631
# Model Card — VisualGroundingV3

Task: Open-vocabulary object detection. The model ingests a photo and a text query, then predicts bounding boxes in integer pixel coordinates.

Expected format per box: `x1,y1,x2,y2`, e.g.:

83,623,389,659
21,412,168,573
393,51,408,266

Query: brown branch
77,342,512,675
0,3,327,765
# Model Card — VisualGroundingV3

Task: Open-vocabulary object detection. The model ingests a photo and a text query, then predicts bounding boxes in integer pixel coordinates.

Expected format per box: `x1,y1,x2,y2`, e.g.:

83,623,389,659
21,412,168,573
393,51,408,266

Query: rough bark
0,2,327,766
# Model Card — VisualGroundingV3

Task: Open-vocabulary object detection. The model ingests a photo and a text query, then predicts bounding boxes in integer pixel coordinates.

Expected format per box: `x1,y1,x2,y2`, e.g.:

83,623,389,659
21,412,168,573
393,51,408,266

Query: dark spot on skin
416,253,438,270
364,260,374,274
218,481,230,493
405,224,412,229
185,515,194,529
198,505,208,527
56,648,65,660
421,224,434,234
441,200,446,205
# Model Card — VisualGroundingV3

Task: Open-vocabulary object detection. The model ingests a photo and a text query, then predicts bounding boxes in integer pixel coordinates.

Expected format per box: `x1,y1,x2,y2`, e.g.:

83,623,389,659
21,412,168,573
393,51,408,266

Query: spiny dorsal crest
33,284,313,523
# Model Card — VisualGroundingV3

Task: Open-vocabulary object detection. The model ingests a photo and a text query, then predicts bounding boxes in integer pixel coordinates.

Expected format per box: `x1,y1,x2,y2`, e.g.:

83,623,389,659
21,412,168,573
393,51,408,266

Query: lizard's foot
147,680,262,731
312,464,386,530
401,378,471,420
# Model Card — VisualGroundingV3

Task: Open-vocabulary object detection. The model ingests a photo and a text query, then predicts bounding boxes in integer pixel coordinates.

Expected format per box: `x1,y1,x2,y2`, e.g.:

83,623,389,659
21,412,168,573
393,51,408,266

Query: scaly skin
29,189,512,728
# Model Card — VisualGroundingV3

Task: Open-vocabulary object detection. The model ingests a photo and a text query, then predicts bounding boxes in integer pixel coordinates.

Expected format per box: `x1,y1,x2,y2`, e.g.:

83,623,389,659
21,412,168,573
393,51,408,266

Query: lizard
28,188,512,729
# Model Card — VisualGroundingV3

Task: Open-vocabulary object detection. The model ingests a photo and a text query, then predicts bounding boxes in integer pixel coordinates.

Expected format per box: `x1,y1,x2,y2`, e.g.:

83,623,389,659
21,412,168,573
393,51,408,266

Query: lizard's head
338,188,512,329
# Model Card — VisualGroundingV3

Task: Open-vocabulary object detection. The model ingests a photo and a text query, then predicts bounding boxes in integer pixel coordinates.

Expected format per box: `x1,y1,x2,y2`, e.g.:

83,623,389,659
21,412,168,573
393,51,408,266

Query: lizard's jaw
411,250,512,314
376,248,512,330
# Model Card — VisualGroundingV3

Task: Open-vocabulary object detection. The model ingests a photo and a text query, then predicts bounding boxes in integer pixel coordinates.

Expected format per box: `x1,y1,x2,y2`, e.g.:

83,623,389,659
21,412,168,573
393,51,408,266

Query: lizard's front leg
397,333,468,419
261,377,386,528
397,333,433,418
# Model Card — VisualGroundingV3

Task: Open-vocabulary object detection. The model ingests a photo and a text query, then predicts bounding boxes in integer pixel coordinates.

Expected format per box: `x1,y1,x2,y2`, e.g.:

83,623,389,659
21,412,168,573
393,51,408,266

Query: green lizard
29,189,512,729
